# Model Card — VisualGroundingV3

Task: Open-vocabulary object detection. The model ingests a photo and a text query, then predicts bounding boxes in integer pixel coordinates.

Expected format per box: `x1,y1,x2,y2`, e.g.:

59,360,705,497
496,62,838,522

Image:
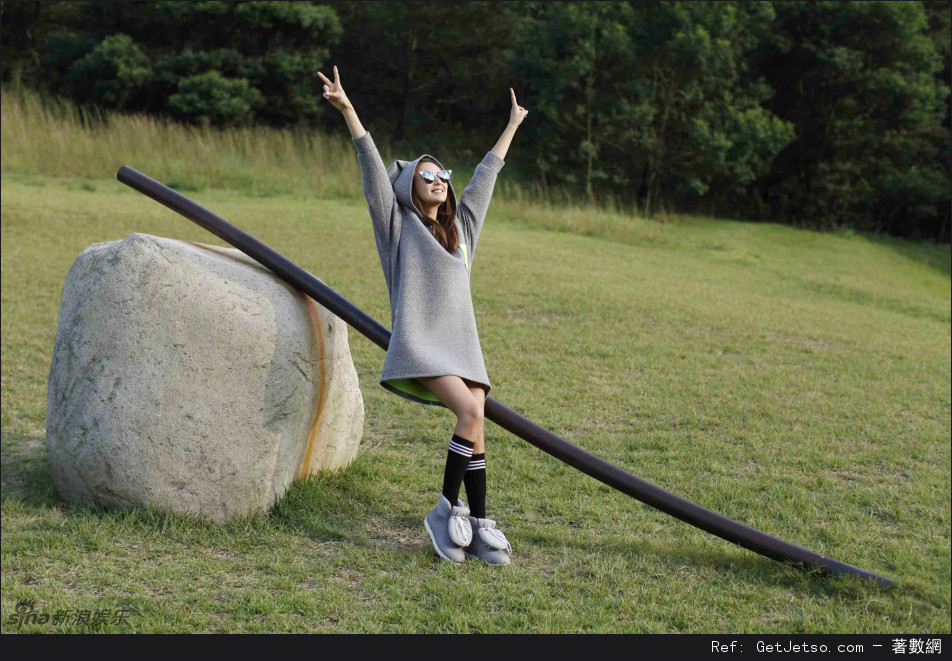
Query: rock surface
45,233,364,522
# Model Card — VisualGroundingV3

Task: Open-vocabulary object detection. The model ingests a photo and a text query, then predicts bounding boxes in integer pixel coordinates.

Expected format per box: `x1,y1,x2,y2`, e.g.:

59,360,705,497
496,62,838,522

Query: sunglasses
418,169,452,184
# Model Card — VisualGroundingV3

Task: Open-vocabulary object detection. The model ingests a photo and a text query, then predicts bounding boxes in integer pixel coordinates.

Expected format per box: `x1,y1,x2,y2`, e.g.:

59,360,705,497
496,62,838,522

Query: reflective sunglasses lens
420,170,450,183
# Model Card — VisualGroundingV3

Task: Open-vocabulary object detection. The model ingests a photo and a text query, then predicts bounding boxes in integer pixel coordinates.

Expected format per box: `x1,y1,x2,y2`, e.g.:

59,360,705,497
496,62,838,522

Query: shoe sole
464,550,511,566
424,516,462,564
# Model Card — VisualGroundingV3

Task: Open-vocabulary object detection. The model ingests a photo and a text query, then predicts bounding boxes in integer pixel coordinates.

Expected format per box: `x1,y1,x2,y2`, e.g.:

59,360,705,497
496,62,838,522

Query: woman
316,65,527,565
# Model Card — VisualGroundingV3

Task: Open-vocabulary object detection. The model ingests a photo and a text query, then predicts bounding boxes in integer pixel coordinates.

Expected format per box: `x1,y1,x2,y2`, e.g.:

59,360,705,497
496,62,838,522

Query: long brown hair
412,157,459,253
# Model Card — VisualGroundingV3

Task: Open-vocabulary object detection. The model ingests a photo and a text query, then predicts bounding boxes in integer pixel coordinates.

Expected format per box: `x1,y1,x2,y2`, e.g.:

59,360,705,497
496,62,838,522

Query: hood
386,153,458,221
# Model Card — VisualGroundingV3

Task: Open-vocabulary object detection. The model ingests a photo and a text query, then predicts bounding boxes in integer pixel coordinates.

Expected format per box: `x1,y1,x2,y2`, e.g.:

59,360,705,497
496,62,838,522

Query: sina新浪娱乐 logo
7,599,135,628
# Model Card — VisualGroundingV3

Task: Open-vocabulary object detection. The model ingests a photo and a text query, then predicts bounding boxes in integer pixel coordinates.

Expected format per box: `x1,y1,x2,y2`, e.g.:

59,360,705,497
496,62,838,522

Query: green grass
2,174,948,633
1,88,950,633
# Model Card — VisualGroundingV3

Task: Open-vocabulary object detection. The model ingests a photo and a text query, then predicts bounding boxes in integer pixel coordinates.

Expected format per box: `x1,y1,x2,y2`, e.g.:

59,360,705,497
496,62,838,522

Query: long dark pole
116,165,893,588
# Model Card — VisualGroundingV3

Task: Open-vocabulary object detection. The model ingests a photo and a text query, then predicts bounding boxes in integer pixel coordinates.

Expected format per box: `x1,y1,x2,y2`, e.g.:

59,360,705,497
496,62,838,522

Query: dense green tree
1,1,948,239
167,70,263,126
504,2,642,202
923,0,951,241
317,1,516,154
9,0,342,127
506,1,795,217
750,1,949,237
66,33,152,110
0,2,85,87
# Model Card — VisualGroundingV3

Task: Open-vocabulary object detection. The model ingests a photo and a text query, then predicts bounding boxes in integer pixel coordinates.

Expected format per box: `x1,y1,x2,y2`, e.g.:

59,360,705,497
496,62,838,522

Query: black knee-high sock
442,434,474,505
464,453,486,519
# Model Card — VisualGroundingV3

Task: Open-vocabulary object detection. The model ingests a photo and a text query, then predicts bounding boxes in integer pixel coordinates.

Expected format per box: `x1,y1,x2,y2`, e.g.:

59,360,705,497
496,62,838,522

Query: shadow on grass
0,430,903,596
1,428,402,551
268,455,410,546
863,233,951,278
523,526,892,599
769,269,950,323
0,430,60,508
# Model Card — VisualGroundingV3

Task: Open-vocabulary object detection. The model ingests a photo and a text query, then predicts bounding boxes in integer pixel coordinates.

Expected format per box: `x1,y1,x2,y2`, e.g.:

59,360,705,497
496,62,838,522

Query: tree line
2,1,948,240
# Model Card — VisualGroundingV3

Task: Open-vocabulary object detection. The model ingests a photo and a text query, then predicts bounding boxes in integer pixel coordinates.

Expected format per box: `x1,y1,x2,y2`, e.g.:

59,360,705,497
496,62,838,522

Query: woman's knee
417,375,484,425
456,400,484,429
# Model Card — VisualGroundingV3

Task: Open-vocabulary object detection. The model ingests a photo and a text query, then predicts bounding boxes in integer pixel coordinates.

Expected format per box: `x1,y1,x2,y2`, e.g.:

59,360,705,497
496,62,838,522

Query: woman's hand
509,88,528,128
491,90,526,160
316,65,353,113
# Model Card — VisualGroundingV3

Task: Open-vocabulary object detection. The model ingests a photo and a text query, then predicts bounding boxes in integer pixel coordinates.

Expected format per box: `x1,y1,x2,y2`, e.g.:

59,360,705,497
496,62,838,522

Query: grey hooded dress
351,130,505,406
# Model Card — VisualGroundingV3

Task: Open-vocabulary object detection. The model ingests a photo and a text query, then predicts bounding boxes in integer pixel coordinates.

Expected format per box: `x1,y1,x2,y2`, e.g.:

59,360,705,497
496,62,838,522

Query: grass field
2,90,950,633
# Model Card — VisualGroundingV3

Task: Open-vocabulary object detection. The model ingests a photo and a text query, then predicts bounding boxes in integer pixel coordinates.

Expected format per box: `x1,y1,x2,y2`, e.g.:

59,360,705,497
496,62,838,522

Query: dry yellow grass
1,83,632,220
1,83,359,199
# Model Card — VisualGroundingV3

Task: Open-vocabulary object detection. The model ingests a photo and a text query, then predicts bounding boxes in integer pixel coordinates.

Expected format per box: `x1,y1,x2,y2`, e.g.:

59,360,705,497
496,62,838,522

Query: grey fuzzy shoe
424,494,473,563
464,517,512,566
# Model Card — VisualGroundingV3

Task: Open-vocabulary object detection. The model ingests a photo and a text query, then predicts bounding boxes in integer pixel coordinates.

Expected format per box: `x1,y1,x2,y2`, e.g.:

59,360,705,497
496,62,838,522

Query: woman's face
413,162,448,207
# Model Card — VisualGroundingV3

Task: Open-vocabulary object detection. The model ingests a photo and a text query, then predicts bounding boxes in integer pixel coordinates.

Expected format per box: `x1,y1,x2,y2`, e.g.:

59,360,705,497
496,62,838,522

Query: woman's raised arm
457,88,528,258
317,66,396,251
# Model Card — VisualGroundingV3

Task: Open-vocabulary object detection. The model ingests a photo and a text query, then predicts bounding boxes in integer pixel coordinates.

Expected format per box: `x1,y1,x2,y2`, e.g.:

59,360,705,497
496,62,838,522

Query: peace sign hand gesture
509,88,529,128
316,65,353,113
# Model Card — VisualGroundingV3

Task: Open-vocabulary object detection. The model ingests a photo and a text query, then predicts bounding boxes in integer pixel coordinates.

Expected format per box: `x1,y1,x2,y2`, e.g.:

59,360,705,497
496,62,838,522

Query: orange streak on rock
296,294,326,480
187,241,326,480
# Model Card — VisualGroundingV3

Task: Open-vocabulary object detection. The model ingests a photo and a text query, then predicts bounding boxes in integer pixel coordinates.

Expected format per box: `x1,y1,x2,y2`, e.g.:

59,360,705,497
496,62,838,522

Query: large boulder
45,233,364,522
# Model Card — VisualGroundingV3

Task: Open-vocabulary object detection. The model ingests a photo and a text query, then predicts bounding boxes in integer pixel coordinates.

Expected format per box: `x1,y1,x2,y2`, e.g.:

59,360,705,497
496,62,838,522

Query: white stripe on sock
448,441,474,457
467,460,486,470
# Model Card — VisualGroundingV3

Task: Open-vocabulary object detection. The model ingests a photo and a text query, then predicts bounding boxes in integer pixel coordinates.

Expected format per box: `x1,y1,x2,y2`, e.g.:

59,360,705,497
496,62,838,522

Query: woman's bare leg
466,384,487,454
416,375,485,444
417,376,507,559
